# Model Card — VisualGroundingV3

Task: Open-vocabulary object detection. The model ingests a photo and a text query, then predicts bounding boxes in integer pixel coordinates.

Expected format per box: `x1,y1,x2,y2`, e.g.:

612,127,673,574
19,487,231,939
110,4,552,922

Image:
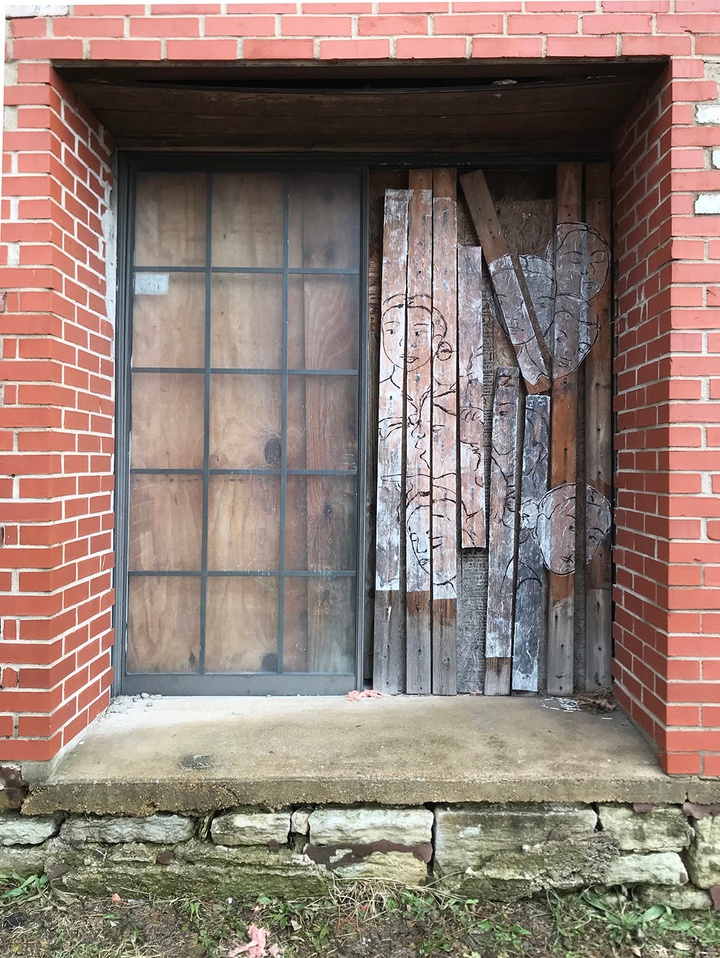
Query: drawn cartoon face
551,223,610,301
520,254,556,335
489,255,535,344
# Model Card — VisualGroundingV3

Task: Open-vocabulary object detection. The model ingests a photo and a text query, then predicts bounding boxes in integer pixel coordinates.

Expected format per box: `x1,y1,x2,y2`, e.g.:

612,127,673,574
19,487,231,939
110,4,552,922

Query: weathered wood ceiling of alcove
56,58,665,155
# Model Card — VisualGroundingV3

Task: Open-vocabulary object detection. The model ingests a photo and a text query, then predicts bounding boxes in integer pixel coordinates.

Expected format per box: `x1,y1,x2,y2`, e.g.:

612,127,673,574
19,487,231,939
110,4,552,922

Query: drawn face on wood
532,482,611,575
551,223,610,301
551,294,599,378
488,256,537,344
380,293,406,376
520,254,556,336
430,478,458,588
491,371,520,458
404,293,433,371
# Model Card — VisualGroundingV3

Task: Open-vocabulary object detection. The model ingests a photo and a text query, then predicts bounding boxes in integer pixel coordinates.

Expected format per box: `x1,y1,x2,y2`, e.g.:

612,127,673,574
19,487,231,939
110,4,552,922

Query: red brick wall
0,59,114,760
614,58,720,776
2,2,720,773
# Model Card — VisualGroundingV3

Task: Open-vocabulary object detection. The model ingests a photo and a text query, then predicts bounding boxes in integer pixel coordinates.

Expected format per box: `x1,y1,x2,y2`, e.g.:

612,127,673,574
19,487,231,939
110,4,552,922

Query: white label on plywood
134,273,170,296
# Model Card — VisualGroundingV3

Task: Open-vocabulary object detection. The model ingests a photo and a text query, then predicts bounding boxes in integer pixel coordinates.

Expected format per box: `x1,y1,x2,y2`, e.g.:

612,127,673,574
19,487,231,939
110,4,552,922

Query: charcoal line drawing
520,482,612,576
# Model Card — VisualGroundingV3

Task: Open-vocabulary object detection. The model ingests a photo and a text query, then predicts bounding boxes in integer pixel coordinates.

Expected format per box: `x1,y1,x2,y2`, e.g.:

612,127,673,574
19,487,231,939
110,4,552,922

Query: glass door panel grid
126,170,362,680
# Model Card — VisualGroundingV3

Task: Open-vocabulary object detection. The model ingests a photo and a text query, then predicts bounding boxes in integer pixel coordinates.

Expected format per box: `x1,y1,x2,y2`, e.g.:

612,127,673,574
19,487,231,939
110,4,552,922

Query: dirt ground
2,880,720,958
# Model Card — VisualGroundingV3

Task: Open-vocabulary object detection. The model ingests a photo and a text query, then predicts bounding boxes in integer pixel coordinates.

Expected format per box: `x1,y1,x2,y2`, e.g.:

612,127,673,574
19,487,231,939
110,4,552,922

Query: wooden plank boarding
485,367,520,695
405,186,433,694
460,170,550,394
373,189,409,693
584,162,613,689
512,395,550,692
431,170,458,695
408,169,433,191
547,162,582,696
458,246,486,549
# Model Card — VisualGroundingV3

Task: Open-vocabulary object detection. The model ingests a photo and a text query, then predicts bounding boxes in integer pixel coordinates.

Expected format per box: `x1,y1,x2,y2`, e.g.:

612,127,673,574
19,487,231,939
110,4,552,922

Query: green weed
0,873,48,903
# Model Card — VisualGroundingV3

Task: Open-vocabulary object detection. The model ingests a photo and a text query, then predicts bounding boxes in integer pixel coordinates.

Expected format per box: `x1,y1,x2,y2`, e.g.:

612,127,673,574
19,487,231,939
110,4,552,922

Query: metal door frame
114,154,369,695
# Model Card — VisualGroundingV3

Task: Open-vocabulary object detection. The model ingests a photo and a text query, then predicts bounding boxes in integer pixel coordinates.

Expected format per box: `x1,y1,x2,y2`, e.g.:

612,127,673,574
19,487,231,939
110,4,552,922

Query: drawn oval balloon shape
550,294,600,379
533,482,611,575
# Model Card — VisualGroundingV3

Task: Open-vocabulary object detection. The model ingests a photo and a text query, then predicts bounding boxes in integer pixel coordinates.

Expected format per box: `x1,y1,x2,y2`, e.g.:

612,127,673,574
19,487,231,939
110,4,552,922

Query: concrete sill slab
22,695,699,816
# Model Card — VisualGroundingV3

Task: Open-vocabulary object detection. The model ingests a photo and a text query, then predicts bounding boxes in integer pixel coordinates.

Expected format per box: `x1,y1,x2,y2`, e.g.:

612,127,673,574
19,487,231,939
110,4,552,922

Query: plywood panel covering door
123,166,363,694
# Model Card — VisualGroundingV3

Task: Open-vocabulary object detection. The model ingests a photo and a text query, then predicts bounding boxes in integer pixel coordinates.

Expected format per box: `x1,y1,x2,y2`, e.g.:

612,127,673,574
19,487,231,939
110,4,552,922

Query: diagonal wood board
460,170,550,395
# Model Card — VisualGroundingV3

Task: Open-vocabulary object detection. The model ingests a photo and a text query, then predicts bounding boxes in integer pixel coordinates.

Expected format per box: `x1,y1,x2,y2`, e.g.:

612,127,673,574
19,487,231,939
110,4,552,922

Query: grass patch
2,873,720,957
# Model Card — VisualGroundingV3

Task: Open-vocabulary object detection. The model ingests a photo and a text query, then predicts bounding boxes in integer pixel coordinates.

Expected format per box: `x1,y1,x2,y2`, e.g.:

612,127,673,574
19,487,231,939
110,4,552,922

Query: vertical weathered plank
409,169,433,191
367,171,406,684
584,162,613,689
458,246,486,549
512,395,550,692
373,189,409,693
431,171,458,695
405,187,433,694
485,367,520,695
547,162,582,696
460,170,550,395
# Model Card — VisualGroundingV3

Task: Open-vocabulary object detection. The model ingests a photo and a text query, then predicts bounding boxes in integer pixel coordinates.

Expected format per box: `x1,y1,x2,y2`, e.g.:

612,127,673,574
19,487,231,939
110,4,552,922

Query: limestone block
291,808,311,835
0,844,48,878
697,104,720,125
695,194,720,216
52,839,327,898
211,809,290,847
331,851,427,884
434,804,597,871
637,885,712,911
7,4,69,15
61,814,195,845
686,815,720,888
308,806,433,846
0,811,61,846
605,853,688,887
176,838,314,870
598,806,693,852
434,834,617,900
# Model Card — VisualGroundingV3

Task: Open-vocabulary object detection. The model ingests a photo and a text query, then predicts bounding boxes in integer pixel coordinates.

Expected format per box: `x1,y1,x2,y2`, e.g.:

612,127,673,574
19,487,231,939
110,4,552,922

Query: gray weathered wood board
431,170,459,695
512,395,550,692
405,186,433,695
584,162,613,690
485,367,520,696
373,189,409,693
458,246,486,550
547,162,581,697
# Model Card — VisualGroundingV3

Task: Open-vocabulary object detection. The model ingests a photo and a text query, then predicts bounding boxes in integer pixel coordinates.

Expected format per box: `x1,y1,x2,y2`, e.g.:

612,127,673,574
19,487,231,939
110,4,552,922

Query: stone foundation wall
2,801,720,907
